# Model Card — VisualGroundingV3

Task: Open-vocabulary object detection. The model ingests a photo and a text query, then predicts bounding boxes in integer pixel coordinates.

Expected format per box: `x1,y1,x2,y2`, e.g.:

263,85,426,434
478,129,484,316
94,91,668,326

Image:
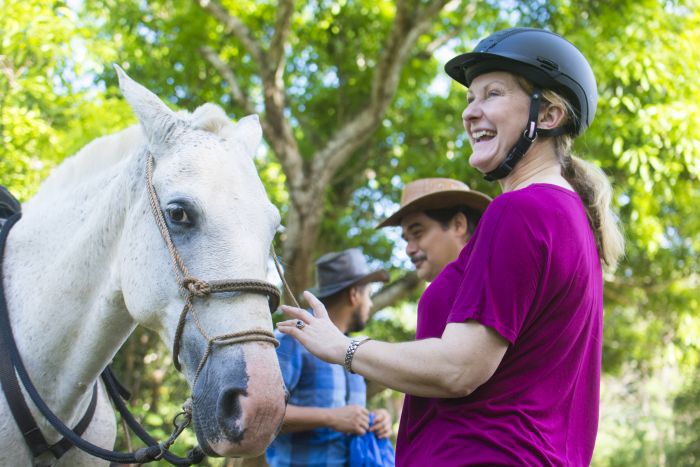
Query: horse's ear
114,64,180,147
229,114,263,158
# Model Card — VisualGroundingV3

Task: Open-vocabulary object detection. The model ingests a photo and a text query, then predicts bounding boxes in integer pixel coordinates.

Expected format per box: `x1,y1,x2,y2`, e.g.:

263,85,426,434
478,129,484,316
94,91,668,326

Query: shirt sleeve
275,332,302,393
448,194,545,344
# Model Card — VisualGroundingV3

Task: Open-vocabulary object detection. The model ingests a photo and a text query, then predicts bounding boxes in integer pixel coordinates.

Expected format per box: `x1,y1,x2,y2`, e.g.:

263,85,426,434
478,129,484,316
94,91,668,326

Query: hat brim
376,190,491,228
307,269,389,299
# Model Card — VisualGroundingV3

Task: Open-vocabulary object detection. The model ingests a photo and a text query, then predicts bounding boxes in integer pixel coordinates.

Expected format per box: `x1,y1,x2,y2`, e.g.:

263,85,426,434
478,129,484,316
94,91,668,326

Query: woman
278,27,624,466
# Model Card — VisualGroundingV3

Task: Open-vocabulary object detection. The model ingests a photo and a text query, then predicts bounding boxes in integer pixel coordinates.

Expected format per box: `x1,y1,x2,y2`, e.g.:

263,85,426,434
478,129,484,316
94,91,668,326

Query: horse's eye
166,204,191,225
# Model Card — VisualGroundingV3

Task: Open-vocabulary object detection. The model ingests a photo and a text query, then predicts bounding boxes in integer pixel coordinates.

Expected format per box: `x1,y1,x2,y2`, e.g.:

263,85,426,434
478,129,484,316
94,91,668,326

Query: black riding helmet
445,27,597,135
445,28,597,181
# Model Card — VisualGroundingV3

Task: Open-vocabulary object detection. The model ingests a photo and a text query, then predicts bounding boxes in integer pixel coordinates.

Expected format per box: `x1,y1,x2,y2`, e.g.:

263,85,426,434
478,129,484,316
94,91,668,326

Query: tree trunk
370,272,422,316
280,198,324,301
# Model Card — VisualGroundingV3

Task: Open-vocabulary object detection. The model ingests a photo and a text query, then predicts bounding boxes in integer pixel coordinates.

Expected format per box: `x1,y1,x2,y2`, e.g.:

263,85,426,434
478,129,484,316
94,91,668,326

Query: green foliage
0,0,133,200
666,367,700,466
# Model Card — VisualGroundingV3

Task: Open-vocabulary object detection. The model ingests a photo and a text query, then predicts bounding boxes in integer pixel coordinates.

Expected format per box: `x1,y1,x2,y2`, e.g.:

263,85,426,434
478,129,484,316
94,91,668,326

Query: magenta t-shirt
395,184,603,466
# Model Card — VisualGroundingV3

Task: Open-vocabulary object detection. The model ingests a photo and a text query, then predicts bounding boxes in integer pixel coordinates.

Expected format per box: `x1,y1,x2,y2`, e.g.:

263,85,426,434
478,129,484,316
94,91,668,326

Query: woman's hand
278,291,351,365
370,408,393,439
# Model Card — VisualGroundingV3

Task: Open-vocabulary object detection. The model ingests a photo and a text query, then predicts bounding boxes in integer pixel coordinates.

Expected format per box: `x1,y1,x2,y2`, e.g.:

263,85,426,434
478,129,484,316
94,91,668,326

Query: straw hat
377,178,491,228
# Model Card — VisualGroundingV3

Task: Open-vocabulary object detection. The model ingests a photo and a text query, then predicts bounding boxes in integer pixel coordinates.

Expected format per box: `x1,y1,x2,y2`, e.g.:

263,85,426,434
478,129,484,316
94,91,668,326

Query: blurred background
1,0,699,465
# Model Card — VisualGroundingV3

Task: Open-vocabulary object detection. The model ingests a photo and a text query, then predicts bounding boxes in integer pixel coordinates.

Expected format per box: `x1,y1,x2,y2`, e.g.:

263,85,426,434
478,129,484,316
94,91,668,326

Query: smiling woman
276,27,625,467
462,72,533,174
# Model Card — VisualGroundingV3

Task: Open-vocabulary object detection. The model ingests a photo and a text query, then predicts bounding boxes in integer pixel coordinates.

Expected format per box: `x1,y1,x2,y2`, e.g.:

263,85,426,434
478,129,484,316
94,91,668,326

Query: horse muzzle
190,342,286,458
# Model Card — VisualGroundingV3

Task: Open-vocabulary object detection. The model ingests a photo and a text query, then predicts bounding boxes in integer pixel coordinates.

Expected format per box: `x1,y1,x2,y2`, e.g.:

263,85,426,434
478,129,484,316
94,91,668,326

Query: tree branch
199,46,258,116
261,0,303,192
269,0,295,79
310,0,451,188
423,0,477,56
262,83,306,192
198,0,304,191
197,0,265,65
370,271,423,316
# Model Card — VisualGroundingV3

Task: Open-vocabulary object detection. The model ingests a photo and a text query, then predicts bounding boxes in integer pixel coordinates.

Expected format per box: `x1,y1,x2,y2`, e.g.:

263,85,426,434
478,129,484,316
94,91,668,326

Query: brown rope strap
172,277,280,372
181,277,280,311
271,245,301,309
194,330,280,380
146,155,190,285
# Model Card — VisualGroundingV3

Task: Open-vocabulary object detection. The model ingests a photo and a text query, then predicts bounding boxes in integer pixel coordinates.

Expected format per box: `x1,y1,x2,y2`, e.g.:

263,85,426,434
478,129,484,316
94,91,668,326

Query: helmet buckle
524,123,538,142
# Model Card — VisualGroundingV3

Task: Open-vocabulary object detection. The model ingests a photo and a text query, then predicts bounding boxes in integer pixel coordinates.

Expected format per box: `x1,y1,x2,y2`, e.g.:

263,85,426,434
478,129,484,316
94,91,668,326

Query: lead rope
271,244,301,309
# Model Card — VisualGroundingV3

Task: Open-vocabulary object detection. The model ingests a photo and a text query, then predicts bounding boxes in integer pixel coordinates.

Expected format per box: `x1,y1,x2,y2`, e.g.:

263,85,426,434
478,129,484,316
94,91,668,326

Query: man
377,178,491,282
266,248,393,467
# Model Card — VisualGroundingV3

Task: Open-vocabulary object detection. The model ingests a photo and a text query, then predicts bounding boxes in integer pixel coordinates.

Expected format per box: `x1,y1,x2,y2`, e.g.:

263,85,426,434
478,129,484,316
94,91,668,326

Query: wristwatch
343,336,371,373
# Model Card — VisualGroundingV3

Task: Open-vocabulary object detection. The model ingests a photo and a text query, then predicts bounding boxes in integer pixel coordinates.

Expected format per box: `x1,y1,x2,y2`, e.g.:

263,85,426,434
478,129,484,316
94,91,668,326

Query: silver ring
295,320,305,330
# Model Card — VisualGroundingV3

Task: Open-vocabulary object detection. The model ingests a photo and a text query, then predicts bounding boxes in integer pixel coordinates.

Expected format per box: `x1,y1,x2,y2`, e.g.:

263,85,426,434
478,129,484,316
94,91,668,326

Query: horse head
115,66,286,458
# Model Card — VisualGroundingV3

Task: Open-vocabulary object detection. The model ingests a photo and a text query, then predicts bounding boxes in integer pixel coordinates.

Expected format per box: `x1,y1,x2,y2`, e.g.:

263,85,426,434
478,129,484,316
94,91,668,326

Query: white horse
0,67,287,466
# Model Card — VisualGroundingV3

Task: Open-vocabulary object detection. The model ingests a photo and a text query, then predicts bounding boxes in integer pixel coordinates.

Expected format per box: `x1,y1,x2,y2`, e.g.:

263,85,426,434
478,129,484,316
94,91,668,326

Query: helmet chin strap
483,88,567,182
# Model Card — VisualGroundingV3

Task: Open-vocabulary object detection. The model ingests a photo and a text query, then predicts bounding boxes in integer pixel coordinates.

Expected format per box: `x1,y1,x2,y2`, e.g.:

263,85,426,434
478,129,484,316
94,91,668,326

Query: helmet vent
537,56,559,71
479,38,498,52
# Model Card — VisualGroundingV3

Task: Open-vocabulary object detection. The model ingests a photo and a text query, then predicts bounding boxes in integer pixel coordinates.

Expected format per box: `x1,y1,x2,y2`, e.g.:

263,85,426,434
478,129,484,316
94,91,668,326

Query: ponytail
560,152,625,269
515,77,625,269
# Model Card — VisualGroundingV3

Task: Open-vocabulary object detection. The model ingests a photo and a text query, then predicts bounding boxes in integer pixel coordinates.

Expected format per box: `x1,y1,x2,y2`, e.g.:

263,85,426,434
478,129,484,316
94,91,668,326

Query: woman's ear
538,103,566,130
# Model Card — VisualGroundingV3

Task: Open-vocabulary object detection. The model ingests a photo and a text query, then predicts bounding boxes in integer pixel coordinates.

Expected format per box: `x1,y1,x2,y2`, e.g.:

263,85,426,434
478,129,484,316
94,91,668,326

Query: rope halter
145,154,280,382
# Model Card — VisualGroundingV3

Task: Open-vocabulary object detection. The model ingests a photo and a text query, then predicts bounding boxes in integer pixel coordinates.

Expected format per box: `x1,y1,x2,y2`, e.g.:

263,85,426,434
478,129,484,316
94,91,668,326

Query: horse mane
37,103,236,195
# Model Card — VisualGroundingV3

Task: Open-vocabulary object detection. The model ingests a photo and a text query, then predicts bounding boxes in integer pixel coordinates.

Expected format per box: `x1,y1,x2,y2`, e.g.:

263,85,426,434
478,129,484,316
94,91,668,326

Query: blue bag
348,413,396,467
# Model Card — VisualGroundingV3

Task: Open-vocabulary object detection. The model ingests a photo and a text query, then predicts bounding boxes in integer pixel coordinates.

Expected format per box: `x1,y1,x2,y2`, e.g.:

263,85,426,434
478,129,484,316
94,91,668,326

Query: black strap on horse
0,212,98,460
0,186,21,220
0,210,204,465
100,367,205,465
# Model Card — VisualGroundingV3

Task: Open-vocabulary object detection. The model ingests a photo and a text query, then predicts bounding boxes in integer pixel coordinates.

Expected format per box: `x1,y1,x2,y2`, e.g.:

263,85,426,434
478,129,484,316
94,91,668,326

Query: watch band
343,336,371,373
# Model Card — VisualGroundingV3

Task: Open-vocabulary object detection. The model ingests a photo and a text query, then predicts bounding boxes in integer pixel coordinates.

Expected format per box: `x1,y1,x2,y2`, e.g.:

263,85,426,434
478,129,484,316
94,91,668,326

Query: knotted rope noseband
145,154,281,381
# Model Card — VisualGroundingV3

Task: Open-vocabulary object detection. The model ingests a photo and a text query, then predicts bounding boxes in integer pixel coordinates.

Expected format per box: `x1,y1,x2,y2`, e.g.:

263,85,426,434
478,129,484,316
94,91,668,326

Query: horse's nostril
217,387,245,440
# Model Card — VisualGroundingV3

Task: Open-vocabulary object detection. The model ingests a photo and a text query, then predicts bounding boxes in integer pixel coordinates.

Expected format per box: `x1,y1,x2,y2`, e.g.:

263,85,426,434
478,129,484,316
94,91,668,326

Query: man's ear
450,212,469,236
538,102,566,130
347,286,360,306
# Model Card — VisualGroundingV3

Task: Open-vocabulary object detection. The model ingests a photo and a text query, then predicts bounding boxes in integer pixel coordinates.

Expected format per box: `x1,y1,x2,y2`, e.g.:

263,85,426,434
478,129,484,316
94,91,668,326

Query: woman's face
462,71,531,173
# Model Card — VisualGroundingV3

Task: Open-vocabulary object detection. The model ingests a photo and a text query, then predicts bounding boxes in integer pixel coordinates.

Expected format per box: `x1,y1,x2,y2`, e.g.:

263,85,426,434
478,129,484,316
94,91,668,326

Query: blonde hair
517,76,625,269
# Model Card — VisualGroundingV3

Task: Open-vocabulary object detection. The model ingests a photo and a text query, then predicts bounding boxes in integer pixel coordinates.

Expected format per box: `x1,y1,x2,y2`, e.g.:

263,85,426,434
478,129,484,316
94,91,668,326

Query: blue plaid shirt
266,330,367,467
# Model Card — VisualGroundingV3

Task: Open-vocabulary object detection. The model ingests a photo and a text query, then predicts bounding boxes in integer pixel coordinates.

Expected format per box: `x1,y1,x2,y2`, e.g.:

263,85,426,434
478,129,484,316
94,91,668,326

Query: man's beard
348,306,366,333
